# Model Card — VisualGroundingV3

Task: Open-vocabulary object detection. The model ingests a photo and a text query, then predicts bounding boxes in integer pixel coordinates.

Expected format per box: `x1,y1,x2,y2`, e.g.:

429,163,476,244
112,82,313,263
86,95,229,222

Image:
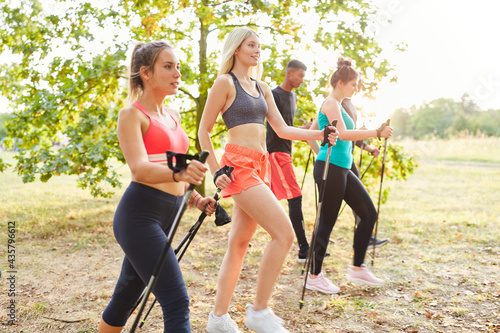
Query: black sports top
221,72,268,130
266,86,296,154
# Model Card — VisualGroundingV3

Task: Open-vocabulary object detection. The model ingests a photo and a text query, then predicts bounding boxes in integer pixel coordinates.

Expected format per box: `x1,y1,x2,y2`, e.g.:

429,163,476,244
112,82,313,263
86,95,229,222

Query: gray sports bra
221,72,268,130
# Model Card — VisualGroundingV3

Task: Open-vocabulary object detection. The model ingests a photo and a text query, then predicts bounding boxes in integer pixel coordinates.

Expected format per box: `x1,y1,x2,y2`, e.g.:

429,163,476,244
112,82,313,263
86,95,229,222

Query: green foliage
0,0,397,196
391,94,500,139
355,139,418,204
0,112,9,138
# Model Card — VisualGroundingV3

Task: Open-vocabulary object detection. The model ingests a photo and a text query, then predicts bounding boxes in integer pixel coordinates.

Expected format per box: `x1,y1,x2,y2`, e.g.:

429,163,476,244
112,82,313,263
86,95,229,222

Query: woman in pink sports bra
98,41,216,333
199,27,338,333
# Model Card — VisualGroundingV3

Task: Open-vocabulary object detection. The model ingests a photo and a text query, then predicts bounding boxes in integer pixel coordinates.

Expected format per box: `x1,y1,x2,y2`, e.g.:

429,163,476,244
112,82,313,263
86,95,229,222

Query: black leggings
311,161,377,274
102,182,190,332
288,196,308,249
350,162,362,227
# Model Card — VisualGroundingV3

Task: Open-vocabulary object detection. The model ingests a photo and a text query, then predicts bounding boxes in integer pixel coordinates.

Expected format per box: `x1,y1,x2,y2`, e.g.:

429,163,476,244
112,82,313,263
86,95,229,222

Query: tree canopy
0,0,398,197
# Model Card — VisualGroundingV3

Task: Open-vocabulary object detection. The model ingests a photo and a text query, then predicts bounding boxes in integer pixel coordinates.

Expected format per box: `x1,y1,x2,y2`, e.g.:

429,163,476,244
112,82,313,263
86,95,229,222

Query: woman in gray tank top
199,27,338,333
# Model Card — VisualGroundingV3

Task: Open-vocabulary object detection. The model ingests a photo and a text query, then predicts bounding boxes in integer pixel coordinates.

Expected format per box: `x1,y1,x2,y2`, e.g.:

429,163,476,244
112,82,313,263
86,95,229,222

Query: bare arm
198,75,233,188
263,82,326,142
321,98,392,141
306,117,321,155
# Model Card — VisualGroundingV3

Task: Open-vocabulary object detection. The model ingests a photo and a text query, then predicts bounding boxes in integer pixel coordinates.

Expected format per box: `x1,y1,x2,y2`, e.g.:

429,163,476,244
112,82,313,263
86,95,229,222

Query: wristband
172,171,179,182
190,192,201,209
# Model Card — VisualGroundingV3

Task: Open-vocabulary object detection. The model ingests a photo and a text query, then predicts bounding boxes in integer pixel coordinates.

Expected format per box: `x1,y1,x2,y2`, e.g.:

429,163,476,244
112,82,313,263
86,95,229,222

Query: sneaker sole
369,241,389,248
245,319,288,332
244,320,266,332
206,326,242,333
304,284,340,294
205,327,227,333
346,276,384,286
297,258,306,263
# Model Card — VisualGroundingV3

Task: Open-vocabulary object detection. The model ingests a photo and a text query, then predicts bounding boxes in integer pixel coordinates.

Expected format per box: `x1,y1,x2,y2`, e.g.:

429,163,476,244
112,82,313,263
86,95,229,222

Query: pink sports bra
133,102,189,163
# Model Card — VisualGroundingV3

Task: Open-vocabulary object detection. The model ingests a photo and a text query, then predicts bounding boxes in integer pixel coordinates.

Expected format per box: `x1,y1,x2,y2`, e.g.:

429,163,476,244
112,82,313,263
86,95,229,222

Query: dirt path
1,160,499,332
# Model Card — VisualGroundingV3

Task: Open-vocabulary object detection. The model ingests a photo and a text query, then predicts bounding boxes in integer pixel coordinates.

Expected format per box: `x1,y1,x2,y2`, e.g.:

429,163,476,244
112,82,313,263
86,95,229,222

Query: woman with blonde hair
98,40,216,332
199,27,338,333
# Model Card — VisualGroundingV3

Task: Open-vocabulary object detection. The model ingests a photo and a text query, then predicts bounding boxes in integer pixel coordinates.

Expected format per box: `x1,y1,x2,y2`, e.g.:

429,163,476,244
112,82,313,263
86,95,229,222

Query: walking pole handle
321,120,338,147
379,119,391,132
212,166,233,201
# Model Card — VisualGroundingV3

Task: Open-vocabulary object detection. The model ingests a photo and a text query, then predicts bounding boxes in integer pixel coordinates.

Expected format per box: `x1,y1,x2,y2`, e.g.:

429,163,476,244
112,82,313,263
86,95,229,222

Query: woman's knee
272,220,294,248
159,294,190,332
228,236,252,257
354,201,377,224
284,225,294,247
367,206,378,225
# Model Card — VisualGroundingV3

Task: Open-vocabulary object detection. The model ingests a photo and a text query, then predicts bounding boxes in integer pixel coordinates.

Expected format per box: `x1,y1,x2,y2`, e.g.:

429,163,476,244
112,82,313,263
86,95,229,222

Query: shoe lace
221,317,237,330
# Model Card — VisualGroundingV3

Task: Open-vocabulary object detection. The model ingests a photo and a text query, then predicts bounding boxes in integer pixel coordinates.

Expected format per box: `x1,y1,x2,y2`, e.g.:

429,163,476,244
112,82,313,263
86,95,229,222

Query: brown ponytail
127,40,173,102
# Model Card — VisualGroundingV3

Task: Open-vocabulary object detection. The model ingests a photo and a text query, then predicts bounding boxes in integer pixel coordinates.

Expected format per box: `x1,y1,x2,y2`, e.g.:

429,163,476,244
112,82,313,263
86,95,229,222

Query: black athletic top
266,86,297,154
221,72,268,130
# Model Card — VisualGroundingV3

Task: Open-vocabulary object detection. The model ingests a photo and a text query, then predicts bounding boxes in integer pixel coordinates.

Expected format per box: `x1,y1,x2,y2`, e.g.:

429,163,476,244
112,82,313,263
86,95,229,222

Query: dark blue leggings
311,161,377,274
102,182,191,332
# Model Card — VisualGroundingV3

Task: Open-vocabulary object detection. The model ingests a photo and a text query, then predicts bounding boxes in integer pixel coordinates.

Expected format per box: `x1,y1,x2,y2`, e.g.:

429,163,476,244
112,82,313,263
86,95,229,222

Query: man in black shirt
266,60,311,262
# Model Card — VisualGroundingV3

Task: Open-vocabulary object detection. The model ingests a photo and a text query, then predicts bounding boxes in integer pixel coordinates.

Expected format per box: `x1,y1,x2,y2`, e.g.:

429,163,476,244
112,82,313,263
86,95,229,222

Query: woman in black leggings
305,58,393,294
98,41,215,332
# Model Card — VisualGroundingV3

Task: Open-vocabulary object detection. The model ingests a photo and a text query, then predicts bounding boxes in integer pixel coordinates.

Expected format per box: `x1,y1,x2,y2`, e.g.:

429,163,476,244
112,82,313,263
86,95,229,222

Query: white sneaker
244,305,290,333
206,311,242,333
347,264,384,286
305,272,340,294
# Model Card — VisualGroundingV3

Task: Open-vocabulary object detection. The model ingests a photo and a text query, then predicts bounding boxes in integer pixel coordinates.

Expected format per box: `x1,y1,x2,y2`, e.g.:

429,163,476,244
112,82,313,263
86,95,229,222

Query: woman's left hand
196,196,217,216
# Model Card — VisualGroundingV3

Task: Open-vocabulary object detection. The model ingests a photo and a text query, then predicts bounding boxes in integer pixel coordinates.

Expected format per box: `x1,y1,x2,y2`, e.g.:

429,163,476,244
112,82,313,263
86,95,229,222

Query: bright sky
359,0,500,123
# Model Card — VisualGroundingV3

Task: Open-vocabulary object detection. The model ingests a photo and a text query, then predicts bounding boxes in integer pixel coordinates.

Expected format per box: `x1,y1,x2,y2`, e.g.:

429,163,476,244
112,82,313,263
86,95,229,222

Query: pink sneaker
347,264,384,286
305,272,340,294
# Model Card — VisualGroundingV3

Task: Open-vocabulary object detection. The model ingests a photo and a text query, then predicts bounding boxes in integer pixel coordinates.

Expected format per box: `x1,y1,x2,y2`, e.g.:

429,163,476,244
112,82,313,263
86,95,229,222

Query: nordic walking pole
301,149,313,191
130,151,209,333
358,141,364,171
299,120,337,310
359,154,375,180
136,167,234,328
176,166,234,261
372,119,390,266
300,118,315,191
355,141,365,235
312,154,317,213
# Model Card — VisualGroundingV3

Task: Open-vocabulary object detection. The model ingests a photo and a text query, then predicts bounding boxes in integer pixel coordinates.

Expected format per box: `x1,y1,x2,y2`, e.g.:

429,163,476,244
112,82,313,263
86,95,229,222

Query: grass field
0,137,499,332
